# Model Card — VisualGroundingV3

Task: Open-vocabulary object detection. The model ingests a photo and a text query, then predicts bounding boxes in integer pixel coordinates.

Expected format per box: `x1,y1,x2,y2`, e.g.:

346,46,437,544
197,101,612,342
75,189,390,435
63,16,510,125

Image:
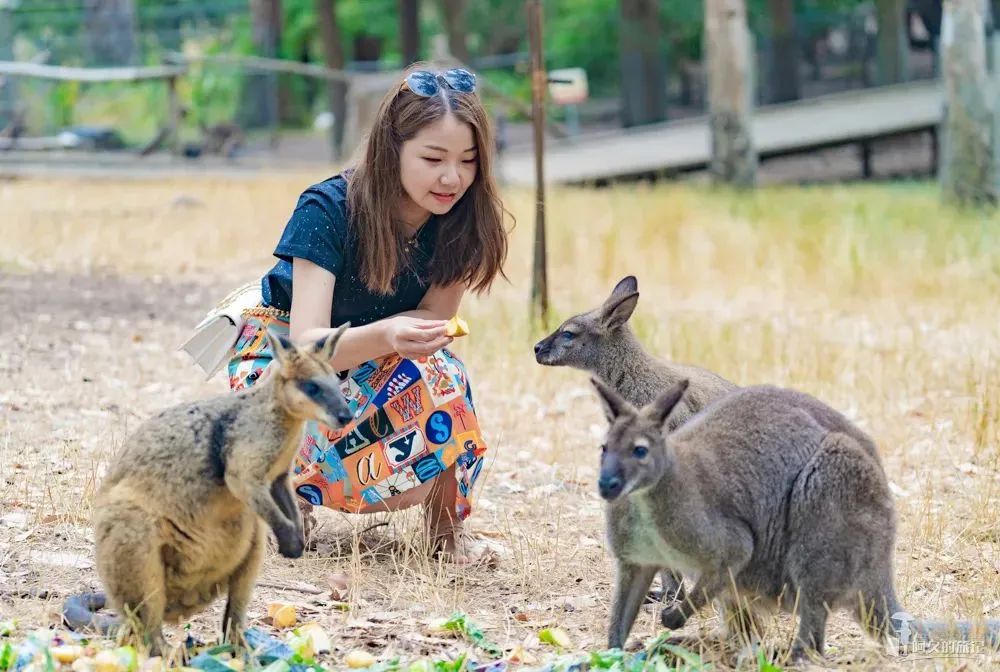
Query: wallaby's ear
591,377,634,423
599,292,639,330
265,328,295,362
611,275,638,297
648,379,690,429
315,322,350,361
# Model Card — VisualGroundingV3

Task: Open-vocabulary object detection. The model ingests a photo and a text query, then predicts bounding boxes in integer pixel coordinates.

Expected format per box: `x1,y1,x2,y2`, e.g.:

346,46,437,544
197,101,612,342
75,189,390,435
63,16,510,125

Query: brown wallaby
534,276,736,608
63,326,353,654
593,378,1000,659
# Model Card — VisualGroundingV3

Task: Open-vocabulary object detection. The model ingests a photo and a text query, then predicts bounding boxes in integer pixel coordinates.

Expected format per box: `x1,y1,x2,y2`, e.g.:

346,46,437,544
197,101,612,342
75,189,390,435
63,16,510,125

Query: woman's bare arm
289,258,461,370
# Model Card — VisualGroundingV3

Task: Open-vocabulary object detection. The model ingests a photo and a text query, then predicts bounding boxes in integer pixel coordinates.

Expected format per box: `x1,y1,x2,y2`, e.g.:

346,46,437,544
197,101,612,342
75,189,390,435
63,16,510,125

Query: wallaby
593,378,1000,659
534,276,737,608
63,326,353,655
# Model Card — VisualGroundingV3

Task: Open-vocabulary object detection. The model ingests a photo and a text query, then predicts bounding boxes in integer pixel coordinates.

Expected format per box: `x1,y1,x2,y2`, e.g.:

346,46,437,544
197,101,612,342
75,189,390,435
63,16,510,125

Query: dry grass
1,172,1000,671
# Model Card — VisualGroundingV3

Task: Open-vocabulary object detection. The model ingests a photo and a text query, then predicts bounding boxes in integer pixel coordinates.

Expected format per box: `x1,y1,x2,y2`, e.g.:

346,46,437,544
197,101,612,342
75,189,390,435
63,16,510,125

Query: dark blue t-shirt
261,173,439,328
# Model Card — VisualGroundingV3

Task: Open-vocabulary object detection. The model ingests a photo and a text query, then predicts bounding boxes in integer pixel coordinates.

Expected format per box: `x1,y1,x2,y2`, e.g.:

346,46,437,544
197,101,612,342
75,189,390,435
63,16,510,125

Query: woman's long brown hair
347,62,511,295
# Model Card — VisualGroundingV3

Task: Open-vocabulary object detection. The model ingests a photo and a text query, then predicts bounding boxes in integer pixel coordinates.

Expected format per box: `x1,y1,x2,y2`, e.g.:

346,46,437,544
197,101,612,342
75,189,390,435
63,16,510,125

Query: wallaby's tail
63,592,119,635
901,616,1000,648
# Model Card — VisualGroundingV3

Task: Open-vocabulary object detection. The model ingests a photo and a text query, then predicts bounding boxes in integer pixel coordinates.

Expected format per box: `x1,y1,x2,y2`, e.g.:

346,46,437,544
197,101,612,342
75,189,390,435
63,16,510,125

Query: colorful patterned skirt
227,307,487,521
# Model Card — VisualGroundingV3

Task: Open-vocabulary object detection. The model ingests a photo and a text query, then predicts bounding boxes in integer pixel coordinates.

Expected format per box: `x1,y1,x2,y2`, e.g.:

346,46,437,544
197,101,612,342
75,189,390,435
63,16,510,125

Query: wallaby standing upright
534,276,737,607
63,326,353,654
593,378,1000,658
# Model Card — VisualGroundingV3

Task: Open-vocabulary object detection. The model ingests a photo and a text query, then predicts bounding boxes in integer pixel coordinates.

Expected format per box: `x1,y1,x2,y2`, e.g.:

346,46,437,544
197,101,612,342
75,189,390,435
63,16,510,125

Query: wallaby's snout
533,334,558,364
270,323,354,427
598,456,626,500
308,375,354,428
532,276,641,369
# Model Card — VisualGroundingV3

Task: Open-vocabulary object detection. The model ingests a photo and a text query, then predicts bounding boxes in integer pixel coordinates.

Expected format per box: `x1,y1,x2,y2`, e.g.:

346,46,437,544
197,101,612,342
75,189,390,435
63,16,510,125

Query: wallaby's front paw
660,606,688,630
787,644,819,666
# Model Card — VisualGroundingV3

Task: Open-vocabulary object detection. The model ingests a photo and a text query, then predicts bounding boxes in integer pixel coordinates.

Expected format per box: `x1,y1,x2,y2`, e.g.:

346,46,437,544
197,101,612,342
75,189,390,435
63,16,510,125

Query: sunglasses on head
403,68,477,97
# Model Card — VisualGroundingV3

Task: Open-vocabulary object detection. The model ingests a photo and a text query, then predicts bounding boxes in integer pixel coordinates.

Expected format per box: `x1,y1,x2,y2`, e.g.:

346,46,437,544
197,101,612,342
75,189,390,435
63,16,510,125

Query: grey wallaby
593,378,1000,659
534,276,737,608
63,326,353,655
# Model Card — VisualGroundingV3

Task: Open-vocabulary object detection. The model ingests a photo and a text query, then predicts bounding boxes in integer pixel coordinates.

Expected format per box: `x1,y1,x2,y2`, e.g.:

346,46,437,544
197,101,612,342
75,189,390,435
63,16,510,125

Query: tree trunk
316,0,347,160
619,0,667,127
940,0,996,205
400,0,421,66
83,0,138,66
240,0,283,130
767,0,799,102
0,6,15,129
705,0,757,187
876,0,909,84
438,0,469,63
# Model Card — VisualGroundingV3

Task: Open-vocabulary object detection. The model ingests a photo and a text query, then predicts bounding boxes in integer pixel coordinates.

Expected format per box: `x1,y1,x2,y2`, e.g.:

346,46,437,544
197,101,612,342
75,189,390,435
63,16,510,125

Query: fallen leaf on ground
266,603,297,629
327,572,350,601
345,650,376,668
539,627,572,649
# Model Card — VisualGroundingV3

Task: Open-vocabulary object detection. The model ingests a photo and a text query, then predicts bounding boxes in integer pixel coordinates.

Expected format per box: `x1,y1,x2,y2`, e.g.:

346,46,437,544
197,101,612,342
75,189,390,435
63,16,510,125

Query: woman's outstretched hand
387,316,454,359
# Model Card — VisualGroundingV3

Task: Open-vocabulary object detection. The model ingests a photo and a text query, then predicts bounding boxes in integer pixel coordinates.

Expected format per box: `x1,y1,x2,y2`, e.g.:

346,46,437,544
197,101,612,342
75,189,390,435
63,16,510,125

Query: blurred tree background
0,1,986,143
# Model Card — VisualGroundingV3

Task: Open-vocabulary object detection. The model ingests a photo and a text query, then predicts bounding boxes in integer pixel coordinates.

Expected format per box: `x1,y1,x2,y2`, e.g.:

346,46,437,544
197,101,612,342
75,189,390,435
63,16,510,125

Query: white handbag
179,281,264,379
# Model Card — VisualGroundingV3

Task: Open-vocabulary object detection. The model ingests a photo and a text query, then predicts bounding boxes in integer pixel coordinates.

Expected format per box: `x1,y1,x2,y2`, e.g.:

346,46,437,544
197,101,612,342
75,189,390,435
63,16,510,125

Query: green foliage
186,33,245,128
544,0,618,95
6,0,880,136
50,80,80,128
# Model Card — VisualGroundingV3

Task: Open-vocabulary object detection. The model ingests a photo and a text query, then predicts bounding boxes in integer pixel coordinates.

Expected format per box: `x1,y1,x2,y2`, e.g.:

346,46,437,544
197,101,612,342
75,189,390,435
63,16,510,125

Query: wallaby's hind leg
662,570,732,631
853,581,903,643
789,595,829,661
651,569,686,605
717,595,764,649
96,509,167,655
222,522,265,645
609,562,658,650
786,431,895,658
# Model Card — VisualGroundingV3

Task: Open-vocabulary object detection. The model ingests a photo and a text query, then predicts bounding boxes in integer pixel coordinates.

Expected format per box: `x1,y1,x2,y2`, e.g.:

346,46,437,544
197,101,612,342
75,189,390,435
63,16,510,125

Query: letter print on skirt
229,313,488,520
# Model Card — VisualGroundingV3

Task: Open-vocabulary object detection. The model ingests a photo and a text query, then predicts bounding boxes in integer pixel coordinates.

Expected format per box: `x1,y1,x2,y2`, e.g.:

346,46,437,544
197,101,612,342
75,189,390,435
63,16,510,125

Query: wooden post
438,0,470,63
527,0,548,325
767,0,799,102
400,0,421,66
859,140,873,179
316,0,347,161
876,0,909,85
991,24,1000,198
0,2,14,128
619,0,667,127
705,0,757,187
166,74,182,155
939,0,996,206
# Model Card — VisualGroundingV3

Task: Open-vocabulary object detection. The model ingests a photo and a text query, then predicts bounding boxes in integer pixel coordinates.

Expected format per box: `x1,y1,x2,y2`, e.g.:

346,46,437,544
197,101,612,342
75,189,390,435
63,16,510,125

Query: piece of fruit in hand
444,316,469,337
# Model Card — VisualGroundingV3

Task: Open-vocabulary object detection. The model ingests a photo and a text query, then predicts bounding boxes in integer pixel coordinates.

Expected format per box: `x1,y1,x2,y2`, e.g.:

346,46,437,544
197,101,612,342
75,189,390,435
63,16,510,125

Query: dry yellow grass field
1,172,999,671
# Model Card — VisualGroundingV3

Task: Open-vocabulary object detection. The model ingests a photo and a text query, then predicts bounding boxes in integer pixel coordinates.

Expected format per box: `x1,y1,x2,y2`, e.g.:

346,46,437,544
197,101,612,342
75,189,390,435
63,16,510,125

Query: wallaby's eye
600,444,607,454
632,444,648,459
300,381,321,397
561,331,576,341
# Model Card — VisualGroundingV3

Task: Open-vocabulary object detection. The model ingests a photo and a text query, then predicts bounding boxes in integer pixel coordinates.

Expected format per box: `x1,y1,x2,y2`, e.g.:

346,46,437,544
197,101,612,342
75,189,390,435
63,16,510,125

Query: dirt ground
0,270,640,667
2,175,1000,671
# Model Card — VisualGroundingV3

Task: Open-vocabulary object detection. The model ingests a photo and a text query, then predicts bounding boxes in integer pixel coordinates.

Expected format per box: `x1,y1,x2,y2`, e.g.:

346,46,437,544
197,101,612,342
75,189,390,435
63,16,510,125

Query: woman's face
398,113,478,227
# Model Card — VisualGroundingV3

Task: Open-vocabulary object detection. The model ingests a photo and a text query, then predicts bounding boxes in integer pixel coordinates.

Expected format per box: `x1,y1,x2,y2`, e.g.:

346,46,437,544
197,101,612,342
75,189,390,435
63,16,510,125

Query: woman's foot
424,464,498,566
429,520,499,566
298,498,318,547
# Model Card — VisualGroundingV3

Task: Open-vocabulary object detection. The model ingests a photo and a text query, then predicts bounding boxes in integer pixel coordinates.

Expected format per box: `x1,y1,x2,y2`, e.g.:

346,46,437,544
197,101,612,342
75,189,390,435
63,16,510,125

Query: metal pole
527,0,548,325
